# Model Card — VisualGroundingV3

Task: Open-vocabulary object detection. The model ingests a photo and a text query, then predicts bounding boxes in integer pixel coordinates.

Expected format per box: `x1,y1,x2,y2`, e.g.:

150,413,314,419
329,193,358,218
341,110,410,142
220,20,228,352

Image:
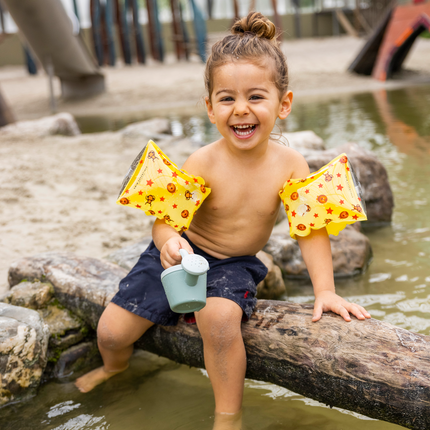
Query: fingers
337,306,351,322
178,237,194,255
161,237,194,269
312,303,323,322
344,303,371,320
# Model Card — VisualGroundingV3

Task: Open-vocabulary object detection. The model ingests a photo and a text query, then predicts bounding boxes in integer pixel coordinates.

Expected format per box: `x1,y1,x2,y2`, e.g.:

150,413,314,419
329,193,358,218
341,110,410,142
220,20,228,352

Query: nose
233,99,249,116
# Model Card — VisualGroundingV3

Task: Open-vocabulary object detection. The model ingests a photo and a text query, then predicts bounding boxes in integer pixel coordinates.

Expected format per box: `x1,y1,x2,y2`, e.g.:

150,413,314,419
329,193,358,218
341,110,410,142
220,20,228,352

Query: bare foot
213,410,242,430
75,365,128,393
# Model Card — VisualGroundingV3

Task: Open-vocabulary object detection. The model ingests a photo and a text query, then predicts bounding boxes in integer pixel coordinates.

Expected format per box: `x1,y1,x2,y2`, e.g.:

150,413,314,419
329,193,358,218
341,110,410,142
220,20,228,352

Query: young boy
76,12,370,430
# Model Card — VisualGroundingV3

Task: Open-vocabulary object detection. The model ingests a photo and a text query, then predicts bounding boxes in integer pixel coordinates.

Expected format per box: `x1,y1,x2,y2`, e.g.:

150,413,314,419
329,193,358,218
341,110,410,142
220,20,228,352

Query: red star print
158,169,162,174
358,197,361,201
157,151,162,154
337,173,341,177
318,183,323,188
139,160,143,164
160,196,165,202
138,191,143,195
125,189,129,194
289,222,291,227
172,172,178,178
289,182,293,186
314,213,319,218
287,180,291,183
291,211,296,217
193,178,198,183
311,176,314,179
147,179,154,187
337,184,343,191
158,210,163,214
347,167,350,171
136,204,141,208
353,214,358,220
185,181,189,185
310,223,315,227
195,200,200,206
326,208,333,214
173,204,177,209
339,199,344,205
305,189,310,194
174,225,178,228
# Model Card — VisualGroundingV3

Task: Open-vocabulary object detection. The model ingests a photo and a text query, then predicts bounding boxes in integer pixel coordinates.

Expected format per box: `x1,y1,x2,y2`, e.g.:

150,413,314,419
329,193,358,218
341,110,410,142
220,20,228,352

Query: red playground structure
349,1,430,81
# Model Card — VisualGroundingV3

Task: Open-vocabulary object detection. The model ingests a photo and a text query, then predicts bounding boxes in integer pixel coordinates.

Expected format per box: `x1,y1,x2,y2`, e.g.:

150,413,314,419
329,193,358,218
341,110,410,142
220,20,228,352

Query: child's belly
186,208,279,259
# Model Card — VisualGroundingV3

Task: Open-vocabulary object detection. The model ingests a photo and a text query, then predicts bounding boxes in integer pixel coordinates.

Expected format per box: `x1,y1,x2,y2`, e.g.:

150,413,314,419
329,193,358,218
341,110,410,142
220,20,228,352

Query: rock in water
265,225,372,278
1,281,54,309
256,251,286,299
8,252,127,329
0,113,80,138
0,303,50,406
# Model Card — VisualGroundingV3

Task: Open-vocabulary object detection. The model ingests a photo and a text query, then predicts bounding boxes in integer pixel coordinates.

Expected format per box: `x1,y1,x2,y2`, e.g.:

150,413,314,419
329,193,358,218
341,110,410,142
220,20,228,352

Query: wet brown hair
204,12,288,101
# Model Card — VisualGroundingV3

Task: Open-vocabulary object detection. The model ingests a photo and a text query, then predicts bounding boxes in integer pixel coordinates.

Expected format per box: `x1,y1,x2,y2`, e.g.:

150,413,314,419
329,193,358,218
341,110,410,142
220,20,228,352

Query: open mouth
231,124,257,137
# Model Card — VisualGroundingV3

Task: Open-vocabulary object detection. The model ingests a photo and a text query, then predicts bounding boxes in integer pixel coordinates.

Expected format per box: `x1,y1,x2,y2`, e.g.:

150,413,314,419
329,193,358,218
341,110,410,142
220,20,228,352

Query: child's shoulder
181,140,220,177
269,141,310,179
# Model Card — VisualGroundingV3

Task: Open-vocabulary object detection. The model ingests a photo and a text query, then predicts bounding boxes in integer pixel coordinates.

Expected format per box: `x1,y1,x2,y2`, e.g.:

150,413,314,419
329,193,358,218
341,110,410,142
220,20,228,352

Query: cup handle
179,249,189,259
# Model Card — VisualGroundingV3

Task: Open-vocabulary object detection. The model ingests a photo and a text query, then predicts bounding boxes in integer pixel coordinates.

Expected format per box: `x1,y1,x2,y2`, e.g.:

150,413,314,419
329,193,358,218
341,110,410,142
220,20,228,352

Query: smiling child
76,12,370,430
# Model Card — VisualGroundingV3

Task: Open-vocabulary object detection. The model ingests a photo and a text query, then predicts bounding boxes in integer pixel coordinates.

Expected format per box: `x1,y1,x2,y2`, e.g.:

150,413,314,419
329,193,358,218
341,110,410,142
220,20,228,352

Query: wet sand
1,36,430,294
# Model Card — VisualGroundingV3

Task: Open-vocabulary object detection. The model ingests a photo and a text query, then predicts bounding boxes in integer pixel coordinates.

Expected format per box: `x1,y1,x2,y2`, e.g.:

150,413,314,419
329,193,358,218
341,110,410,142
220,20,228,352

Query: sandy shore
1,36,430,294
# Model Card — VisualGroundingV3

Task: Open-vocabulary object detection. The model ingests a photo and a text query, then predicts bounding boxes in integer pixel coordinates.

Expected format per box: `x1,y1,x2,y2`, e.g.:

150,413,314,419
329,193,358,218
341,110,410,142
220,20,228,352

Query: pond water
1,85,430,430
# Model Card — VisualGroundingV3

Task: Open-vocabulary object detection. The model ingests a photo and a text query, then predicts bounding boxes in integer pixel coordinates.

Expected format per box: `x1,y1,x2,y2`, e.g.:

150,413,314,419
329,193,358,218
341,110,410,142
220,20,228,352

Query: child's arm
152,219,194,269
290,152,371,323
297,229,371,322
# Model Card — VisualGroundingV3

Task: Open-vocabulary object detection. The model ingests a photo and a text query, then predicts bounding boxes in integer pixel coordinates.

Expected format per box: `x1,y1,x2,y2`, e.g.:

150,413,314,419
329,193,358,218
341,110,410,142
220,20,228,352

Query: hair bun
231,12,277,41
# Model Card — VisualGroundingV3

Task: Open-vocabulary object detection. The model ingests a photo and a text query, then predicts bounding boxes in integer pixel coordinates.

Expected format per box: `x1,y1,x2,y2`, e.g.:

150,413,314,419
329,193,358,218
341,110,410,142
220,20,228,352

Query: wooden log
7,252,430,429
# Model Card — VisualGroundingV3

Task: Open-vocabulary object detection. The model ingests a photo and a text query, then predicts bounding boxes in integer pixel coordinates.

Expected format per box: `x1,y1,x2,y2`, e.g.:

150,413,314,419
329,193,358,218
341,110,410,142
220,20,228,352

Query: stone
8,252,127,330
48,341,101,379
0,303,50,406
283,130,326,151
0,112,80,138
300,142,394,224
1,281,53,310
37,305,86,350
265,224,372,278
104,237,152,270
120,117,172,142
256,251,286,299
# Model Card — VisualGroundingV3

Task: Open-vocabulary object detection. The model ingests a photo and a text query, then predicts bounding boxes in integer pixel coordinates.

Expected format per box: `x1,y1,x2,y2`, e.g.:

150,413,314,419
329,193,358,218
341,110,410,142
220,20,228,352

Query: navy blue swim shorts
110,233,268,326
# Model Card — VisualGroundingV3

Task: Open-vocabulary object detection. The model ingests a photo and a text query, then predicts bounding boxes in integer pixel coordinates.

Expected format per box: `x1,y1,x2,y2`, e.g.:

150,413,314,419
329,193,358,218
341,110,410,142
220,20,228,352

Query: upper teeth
235,125,252,129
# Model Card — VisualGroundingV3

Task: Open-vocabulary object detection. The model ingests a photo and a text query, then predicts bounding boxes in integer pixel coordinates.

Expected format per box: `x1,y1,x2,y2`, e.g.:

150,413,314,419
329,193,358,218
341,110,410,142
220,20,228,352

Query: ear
278,91,293,120
205,96,216,124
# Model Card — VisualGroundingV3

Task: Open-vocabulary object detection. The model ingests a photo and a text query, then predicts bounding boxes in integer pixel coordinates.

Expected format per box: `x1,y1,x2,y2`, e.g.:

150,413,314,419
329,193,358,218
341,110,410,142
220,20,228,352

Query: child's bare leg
195,298,245,430
75,302,154,393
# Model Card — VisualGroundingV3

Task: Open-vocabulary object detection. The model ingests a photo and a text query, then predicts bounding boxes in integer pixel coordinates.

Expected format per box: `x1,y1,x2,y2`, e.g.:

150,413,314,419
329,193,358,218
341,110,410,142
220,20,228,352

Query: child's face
205,60,292,152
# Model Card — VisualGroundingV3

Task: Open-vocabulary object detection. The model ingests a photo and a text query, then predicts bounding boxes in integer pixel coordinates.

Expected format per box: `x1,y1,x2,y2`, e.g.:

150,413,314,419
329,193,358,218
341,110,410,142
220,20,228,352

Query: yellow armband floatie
280,154,367,239
117,140,211,231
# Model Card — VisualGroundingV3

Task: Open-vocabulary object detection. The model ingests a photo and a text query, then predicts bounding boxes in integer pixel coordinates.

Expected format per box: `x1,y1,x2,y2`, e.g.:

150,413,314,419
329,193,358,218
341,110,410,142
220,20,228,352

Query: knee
97,317,127,351
200,307,242,351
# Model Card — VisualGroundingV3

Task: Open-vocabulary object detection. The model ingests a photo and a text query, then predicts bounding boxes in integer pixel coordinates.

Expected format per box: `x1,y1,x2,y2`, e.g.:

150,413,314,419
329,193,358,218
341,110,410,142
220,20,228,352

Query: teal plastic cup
160,249,209,313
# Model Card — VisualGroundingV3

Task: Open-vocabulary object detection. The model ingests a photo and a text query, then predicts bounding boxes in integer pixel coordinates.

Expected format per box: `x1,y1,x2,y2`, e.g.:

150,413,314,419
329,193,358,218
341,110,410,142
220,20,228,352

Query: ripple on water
344,293,406,307
396,296,430,313
383,312,430,334
50,414,107,430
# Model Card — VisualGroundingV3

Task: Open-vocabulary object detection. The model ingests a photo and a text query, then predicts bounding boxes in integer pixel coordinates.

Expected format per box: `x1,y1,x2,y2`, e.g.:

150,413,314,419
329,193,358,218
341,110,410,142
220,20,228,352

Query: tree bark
8,252,430,429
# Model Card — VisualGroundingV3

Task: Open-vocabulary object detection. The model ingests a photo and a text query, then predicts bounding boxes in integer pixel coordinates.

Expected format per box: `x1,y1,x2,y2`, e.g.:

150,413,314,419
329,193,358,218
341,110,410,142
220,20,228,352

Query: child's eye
250,95,263,100
220,97,234,102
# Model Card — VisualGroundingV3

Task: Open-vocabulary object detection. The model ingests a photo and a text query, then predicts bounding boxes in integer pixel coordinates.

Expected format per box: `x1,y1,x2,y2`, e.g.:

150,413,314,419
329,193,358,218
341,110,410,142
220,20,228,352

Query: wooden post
270,0,283,42
170,0,185,60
